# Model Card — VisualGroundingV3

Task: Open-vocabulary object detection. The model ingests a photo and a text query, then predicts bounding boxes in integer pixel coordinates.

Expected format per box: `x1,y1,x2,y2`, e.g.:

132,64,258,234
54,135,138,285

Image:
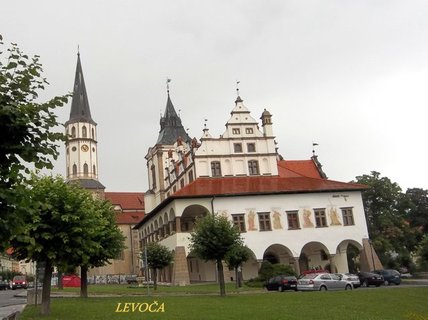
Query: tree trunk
41,260,53,316
235,267,239,289
153,268,158,290
58,271,63,290
80,265,88,298
217,259,226,296
237,265,242,288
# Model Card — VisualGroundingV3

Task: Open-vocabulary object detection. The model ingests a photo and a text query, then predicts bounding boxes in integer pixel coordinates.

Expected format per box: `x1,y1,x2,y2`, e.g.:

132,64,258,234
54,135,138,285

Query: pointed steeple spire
156,89,190,145
66,52,96,125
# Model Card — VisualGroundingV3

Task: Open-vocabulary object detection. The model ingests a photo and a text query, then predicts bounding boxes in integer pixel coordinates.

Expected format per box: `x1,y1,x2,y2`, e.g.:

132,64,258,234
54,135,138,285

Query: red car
11,275,28,290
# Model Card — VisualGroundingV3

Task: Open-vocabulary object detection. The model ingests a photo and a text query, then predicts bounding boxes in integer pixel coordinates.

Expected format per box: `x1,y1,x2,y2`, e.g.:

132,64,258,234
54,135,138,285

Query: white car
297,273,354,291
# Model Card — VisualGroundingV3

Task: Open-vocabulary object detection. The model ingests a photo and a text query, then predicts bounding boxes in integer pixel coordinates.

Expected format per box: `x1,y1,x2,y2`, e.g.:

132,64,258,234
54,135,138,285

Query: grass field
21,287,428,320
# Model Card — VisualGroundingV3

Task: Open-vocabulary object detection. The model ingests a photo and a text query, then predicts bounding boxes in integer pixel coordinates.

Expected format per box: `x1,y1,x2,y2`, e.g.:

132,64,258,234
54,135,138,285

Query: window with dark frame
245,128,253,134
247,143,256,152
258,212,271,231
232,214,246,233
287,211,300,229
342,207,355,226
211,161,222,176
234,143,243,153
248,160,259,175
232,128,240,135
314,209,328,227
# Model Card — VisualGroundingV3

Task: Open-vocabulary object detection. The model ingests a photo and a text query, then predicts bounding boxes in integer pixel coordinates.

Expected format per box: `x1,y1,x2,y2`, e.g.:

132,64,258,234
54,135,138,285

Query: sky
2,0,428,192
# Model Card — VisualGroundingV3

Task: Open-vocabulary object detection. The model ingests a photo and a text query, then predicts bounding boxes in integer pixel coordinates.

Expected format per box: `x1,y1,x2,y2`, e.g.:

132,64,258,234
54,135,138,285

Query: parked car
11,275,28,290
264,275,298,292
125,275,138,284
0,280,10,290
374,269,401,285
335,273,361,288
357,272,383,287
297,273,353,291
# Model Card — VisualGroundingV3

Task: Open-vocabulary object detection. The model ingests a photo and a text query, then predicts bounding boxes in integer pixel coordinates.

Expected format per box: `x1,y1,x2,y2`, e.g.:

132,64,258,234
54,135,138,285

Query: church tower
144,87,191,211
65,53,105,197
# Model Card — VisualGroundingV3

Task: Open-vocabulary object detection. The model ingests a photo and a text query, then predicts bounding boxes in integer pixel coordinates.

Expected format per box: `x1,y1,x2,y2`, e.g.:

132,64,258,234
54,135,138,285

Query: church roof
65,53,96,126
105,192,145,210
71,179,105,190
105,192,145,225
156,93,190,145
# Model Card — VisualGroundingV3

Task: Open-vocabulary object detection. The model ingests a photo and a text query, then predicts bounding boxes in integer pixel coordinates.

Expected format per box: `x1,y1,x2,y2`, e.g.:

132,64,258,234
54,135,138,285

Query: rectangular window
342,207,355,226
314,209,327,227
234,143,243,153
211,161,222,177
232,214,246,233
248,160,259,175
287,211,300,229
180,179,185,188
245,128,253,134
247,143,256,152
188,170,194,183
232,128,240,135
258,212,271,231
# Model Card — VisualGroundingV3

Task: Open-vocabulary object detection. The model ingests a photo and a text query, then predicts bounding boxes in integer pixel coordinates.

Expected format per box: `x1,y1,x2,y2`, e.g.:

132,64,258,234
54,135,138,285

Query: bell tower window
72,164,77,175
83,163,89,176
82,126,87,138
71,127,76,138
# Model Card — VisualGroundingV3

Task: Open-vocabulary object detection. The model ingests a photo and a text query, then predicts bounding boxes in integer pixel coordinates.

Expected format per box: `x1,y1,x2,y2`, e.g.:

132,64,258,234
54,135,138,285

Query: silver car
297,273,354,291
335,273,360,288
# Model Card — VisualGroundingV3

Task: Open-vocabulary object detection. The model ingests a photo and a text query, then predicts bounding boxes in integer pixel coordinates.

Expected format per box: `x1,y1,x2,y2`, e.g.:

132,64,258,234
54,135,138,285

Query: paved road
0,289,26,308
0,289,26,319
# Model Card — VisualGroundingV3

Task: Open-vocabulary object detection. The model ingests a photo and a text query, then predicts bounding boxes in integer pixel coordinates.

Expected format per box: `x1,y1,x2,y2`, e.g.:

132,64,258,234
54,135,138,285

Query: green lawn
51,282,262,295
22,287,428,320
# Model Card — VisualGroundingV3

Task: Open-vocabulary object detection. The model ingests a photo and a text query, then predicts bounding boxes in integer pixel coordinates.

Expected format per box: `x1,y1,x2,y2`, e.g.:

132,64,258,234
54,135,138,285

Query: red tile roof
277,160,323,179
105,192,145,224
115,212,145,225
105,192,145,210
172,175,366,198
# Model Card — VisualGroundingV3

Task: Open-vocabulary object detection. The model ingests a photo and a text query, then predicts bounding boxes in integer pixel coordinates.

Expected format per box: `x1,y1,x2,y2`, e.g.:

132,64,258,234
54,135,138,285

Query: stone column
175,217,181,233
172,246,190,286
293,257,301,276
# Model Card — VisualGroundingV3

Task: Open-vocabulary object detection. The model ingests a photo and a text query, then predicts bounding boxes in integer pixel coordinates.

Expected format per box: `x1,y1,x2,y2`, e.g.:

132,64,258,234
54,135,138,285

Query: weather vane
312,142,319,156
236,80,240,97
166,78,171,93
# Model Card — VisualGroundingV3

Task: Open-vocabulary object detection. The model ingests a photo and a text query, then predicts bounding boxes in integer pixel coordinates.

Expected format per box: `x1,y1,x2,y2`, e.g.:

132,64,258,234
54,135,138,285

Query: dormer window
232,128,240,135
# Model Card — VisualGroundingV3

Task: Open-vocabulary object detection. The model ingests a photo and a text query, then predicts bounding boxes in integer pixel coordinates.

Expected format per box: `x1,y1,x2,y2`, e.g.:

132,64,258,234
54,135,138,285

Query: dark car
11,275,28,290
357,272,383,287
374,269,401,285
0,280,10,290
265,275,298,292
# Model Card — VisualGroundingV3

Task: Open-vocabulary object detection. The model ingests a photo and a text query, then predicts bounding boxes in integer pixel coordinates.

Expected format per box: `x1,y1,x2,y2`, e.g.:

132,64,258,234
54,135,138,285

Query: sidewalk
0,304,25,320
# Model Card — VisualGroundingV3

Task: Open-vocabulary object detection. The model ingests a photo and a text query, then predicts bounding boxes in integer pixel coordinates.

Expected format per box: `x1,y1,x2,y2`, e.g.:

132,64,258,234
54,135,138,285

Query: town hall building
135,87,381,285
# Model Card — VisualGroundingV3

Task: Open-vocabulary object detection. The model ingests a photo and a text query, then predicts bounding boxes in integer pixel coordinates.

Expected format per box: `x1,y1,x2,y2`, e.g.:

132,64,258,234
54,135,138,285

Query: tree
9,175,102,315
406,188,428,234
417,235,428,271
59,195,125,298
224,244,252,288
144,242,173,290
355,171,420,267
0,36,68,246
189,214,243,296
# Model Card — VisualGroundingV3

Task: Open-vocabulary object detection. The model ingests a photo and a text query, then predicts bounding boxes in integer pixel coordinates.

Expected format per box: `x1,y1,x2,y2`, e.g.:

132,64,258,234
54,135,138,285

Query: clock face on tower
81,144,89,152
